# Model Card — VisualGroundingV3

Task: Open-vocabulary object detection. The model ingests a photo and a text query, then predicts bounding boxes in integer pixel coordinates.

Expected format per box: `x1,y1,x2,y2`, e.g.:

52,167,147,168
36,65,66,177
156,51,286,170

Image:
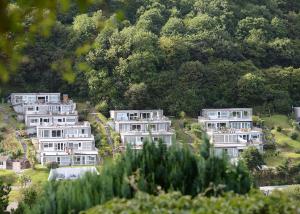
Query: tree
241,147,264,171
0,180,10,212
27,145,37,169
24,141,251,213
124,83,150,109
19,175,31,188
237,73,266,106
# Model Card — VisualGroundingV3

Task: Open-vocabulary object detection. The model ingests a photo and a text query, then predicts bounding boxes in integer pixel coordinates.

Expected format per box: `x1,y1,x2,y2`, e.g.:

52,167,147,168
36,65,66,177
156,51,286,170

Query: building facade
25,112,78,134
110,110,174,149
199,108,263,158
9,92,98,166
37,122,98,166
10,93,61,113
294,107,300,125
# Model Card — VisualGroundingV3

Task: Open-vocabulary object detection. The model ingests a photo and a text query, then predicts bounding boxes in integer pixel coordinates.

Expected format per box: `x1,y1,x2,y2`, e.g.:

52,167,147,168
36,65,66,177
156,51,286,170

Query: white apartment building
10,93,61,113
10,93,79,135
110,110,174,149
25,112,78,135
199,108,263,158
37,122,98,166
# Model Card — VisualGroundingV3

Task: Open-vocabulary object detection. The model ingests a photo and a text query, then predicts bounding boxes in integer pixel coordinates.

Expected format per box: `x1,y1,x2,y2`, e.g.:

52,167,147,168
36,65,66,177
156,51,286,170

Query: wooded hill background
4,0,300,116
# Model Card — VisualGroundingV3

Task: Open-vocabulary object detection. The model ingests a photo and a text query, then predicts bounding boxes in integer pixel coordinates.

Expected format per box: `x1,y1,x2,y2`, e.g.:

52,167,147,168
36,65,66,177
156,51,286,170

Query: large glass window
131,125,141,131
129,113,138,120
141,113,150,119
52,130,61,137
44,130,49,137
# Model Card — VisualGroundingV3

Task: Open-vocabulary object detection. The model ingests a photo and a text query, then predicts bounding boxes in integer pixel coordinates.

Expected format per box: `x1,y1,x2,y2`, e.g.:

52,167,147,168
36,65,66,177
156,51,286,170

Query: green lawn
264,155,286,167
1,165,49,203
23,165,49,185
262,114,300,166
0,170,18,185
263,114,291,129
272,130,300,150
171,118,202,145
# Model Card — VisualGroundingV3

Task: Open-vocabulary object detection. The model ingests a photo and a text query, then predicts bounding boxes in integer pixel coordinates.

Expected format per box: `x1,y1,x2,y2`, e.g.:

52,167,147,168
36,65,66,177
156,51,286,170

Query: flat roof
25,112,78,117
42,150,98,155
38,136,94,141
110,109,163,113
37,121,90,128
202,108,252,111
11,92,60,95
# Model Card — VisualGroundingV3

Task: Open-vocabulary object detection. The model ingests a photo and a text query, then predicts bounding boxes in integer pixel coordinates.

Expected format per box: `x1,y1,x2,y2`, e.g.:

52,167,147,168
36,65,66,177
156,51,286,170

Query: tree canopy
3,0,300,116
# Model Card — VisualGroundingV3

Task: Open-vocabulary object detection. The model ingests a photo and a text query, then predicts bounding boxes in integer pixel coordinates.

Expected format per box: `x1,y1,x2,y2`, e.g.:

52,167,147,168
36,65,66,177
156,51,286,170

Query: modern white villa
198,108,263,158
36,122,98,166
109,110,174,149
10,93,61,113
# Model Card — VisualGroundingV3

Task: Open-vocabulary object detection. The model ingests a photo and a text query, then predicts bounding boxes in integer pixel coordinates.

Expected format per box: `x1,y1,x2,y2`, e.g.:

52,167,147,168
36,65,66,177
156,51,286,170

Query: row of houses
8,93,266,166
10,93,98,166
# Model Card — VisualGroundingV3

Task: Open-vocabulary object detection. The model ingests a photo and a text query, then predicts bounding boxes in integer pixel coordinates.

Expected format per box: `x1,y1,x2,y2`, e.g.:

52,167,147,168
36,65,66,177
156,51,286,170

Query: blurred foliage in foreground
83,190,300,214
0,0,108,82
16,139,251,213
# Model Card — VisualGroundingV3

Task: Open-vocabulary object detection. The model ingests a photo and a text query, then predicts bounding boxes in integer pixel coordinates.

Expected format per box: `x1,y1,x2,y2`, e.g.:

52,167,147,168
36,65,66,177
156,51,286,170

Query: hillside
2,0,300,117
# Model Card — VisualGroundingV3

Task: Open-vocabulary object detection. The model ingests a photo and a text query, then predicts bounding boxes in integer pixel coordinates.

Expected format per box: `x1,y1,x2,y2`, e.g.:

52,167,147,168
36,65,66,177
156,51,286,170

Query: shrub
191,123,202,138
263,143,276,151
276,126,282,132
95,101,109,116
84,191,300,214
25,141,251,214
290,131,299,140
241,147,264,171
46,162,59,170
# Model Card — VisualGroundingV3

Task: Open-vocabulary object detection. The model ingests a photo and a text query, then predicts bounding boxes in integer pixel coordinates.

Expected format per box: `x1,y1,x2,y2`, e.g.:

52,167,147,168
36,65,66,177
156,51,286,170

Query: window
0,161,3,165
15,96,22,103
88,156,95,161
131,125,141,131
27,107,34,111
141,113,150,119
81,129,85,134
66,118,76,122
58,118,62,122
30,119,38,123
79,143,81,148
43,118,49,123
36,107,39,111
49,143,53,148
44,130,49,137
243,111,248,117
140,137,144,142
52,130,61,137
129,113,138,120
149,124,156,131
153,137,159,142
57,143,64,151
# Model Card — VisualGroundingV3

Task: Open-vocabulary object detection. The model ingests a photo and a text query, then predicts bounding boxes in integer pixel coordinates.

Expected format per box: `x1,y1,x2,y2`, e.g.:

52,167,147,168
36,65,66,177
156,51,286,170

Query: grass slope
262,114,300,166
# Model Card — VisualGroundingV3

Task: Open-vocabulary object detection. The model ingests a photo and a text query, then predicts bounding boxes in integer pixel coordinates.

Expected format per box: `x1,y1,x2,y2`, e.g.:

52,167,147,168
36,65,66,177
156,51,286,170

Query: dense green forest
4,0,300,116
